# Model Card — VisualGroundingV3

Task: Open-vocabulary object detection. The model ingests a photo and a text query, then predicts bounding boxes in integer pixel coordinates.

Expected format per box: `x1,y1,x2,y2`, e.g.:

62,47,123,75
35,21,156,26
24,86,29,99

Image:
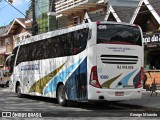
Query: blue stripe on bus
116,68,138,88
65,57,87,100
44,58,83,95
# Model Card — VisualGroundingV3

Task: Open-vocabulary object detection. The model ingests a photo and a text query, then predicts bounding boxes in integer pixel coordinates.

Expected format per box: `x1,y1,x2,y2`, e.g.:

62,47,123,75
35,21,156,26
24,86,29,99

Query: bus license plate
115,92,124,96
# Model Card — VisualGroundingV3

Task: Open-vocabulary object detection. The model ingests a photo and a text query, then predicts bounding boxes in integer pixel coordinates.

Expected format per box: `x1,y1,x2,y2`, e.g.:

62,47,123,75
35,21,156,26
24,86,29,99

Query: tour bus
9,22,144,106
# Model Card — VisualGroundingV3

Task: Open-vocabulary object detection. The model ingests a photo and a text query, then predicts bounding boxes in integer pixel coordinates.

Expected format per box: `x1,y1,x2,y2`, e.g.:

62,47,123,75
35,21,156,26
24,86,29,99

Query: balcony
55,0,108,16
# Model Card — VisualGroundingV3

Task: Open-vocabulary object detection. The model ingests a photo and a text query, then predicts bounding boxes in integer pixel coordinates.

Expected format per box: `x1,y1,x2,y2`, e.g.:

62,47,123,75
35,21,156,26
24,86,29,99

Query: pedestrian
149,84,152,92
151,79,157,96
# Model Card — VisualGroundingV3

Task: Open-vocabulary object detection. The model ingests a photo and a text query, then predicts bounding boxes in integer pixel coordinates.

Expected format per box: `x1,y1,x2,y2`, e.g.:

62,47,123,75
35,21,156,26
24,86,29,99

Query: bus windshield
97,24,142,46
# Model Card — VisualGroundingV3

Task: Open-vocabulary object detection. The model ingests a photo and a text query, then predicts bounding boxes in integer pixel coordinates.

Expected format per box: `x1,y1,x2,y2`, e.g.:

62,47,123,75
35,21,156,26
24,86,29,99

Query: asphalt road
0,87,159,120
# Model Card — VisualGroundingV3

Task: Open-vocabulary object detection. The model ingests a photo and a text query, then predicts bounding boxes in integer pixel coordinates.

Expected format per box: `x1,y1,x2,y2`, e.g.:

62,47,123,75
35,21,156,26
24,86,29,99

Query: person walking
151,79,157,96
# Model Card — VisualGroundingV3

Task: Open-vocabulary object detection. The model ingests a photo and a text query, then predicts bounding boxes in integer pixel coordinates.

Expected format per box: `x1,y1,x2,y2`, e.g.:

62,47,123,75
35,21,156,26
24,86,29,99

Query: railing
55,0,107,14
56,0,88,13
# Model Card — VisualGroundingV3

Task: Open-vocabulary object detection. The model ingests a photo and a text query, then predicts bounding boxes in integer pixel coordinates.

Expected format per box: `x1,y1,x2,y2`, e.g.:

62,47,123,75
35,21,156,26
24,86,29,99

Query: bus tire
16,85,23,98
57,84,67,106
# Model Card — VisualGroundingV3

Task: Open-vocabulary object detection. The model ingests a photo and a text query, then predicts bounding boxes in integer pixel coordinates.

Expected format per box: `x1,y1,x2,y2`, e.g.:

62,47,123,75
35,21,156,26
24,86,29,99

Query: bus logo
98,25,107,29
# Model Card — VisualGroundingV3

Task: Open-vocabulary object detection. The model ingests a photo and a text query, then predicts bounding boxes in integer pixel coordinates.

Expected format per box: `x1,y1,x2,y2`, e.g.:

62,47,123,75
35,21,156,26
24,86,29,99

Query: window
5,38,10,45
73,17,80,25
16,28,89,65
97,24,142,46
10,47,18,74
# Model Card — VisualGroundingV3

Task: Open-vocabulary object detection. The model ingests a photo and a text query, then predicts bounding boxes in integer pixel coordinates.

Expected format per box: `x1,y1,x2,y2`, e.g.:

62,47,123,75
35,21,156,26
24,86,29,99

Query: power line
0,4,8,11
2,0,38,36
36,2,43,15
3,0,32,23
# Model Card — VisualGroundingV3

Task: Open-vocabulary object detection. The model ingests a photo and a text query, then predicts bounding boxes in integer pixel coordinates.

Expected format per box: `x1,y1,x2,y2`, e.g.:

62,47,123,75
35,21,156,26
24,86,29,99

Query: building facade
130,0,160,85
0,25,12,69
0,18,31,70
55,0,160,85
55,0,108,28
35,0,57,34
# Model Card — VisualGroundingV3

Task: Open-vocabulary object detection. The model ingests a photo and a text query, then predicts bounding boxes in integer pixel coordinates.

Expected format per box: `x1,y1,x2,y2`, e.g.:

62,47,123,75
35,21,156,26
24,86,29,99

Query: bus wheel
16,85,23,98
57,85,67,106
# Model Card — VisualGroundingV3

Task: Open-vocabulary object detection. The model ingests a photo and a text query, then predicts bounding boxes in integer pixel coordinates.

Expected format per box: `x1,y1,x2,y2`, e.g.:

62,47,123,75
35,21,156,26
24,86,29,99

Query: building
0,18,32,70
107,0,139,22
35,0,57,34
0,25,12,69
55,0,160,85
130,0,160,85
55,0,108,28
7,18,32,47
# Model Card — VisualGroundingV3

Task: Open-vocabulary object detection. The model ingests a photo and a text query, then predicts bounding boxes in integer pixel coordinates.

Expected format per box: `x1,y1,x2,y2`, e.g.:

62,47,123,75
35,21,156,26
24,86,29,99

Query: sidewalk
120,90,160,109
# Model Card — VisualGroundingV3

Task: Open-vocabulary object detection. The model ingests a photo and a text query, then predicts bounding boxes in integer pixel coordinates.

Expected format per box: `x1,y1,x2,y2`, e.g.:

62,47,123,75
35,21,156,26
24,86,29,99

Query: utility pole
32,0,37,36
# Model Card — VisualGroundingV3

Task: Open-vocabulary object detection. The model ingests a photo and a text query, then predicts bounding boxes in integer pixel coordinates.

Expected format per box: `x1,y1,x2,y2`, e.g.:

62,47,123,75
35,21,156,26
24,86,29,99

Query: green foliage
37,13,48,34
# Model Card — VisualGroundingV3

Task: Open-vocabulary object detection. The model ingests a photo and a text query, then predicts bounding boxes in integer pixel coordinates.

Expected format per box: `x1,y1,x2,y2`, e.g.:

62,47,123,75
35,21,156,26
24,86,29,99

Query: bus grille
100,55,138,64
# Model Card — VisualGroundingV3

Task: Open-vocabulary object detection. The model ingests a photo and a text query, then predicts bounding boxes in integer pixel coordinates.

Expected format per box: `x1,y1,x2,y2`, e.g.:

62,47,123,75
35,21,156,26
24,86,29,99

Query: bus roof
15,22,139,47
96,21,138,27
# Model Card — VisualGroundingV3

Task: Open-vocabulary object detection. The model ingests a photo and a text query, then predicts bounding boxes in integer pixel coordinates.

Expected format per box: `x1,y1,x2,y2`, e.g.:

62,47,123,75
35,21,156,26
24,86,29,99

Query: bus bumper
88,87,142,101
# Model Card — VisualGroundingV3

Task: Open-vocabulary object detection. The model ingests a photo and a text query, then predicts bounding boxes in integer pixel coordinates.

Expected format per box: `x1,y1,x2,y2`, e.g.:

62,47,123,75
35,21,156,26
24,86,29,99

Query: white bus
9,22,144,106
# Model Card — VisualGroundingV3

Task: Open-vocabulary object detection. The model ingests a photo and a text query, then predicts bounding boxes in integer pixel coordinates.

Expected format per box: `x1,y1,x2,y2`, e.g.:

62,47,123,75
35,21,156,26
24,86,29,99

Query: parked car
0,70,10,87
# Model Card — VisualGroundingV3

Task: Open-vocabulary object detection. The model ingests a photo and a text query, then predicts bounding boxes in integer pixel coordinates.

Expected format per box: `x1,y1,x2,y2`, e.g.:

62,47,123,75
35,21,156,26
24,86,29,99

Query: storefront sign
143,32,160,49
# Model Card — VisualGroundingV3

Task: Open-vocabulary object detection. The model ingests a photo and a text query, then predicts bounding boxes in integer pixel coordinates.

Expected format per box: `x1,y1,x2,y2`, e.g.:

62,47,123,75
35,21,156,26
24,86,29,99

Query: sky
0,0,30,26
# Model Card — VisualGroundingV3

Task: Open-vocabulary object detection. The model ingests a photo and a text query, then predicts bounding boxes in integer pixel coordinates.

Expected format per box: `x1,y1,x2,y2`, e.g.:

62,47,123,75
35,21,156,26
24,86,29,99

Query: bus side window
73,30,80,54
73,28,88,55
9,55,15,74
31,43,37,60
88,29,92,40
10,47,18,74
59,37,65,57
58,39,64,57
